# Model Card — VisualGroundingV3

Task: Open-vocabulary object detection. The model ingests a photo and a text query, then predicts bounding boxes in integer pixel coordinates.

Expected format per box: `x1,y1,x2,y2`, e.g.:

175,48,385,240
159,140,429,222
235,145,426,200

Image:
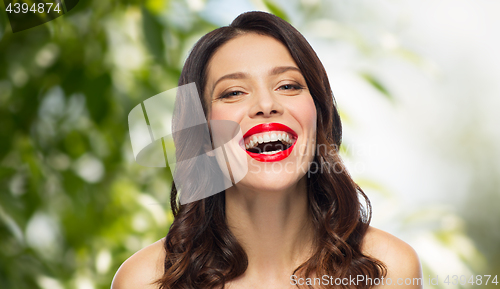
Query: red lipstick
243,123,297,162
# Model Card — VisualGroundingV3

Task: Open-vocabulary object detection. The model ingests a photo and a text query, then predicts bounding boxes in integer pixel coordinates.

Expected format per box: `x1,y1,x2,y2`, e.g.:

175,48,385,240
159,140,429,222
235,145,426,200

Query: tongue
248,141,287,154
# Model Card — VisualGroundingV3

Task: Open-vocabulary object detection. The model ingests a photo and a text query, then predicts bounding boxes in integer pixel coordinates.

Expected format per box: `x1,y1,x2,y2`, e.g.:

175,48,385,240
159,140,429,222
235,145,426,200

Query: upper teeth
245,132,293,150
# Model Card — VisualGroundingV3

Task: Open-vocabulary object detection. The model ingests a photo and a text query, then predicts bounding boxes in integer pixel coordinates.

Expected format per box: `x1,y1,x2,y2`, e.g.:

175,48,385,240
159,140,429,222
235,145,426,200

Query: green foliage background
0,0,216,288
1,1,499,289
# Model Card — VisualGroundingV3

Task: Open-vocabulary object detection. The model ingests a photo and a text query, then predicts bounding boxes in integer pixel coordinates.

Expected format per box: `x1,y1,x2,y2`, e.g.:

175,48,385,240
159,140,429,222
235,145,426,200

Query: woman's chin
232,171,307,194
224,153,313,193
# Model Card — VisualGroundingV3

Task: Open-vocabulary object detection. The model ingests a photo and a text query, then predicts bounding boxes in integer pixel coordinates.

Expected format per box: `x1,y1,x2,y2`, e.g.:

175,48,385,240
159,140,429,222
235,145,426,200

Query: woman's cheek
210,104,244,121
209,104,224,120
290,99,317,131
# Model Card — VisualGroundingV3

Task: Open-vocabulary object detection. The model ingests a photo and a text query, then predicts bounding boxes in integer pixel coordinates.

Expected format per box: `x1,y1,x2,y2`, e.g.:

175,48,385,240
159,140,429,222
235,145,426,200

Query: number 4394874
6,2,62,14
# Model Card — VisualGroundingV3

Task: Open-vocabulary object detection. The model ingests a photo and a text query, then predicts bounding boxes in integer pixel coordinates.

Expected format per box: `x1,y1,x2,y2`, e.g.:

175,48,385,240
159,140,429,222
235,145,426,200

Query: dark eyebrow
211,72,249,97
269,66,302,76
210,66,302,98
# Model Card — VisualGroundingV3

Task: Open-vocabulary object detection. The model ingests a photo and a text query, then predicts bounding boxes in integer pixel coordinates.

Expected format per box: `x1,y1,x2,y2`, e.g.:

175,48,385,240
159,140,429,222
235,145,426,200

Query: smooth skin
112,33,422,289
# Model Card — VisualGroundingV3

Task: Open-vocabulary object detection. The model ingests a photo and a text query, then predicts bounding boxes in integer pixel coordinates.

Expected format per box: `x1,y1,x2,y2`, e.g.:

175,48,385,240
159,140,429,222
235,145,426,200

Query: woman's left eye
278,84,304,91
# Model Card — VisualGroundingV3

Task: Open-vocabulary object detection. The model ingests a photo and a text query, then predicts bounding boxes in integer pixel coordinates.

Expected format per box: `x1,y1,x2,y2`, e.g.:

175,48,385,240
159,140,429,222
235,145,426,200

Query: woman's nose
248,88,284,118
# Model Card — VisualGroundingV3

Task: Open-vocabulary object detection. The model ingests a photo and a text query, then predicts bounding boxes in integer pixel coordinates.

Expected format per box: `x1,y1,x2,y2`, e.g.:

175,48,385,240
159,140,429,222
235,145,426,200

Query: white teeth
260,149,283,155
245,131,295,150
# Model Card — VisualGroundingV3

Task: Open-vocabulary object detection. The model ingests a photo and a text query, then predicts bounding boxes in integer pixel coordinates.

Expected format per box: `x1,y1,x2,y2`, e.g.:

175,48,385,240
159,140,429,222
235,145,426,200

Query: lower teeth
260,149,283,155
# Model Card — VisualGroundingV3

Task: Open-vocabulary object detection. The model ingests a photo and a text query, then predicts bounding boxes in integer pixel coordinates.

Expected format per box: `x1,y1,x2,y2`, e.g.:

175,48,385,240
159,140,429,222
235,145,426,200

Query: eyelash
217,83,305,100
219,90,244,99
278,83,304,91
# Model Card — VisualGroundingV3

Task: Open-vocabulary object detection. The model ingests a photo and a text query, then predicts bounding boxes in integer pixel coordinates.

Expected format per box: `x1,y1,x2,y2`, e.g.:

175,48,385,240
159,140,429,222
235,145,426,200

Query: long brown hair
157,11,386,289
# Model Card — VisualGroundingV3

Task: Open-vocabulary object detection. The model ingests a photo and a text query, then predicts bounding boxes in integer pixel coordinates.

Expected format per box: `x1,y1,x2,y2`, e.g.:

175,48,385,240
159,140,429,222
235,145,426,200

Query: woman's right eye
218,90,244,100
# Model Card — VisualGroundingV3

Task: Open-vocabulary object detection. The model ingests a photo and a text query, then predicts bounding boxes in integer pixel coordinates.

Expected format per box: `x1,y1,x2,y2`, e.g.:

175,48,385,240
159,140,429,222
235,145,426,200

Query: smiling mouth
242,123,297,162
245,131,295,154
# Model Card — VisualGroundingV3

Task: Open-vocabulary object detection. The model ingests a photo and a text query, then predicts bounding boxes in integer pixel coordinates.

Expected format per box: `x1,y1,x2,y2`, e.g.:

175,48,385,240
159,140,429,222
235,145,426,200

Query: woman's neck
225,176,314,282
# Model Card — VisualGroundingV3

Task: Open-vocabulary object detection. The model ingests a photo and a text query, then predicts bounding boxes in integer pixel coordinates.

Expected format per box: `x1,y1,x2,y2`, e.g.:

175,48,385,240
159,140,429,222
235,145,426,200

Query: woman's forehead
206,33,299,81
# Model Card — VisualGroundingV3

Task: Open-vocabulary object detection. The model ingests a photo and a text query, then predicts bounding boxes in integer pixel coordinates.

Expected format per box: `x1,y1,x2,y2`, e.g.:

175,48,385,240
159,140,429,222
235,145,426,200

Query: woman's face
206,33,317,192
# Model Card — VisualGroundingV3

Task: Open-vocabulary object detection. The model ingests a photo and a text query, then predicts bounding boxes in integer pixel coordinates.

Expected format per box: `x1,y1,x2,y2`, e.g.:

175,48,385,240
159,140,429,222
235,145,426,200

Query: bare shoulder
362,226,423,289
111,238,166,289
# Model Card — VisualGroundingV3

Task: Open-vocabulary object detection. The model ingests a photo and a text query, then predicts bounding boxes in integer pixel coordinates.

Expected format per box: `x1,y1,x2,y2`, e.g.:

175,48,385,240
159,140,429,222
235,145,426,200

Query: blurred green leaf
263,0,289,22
145,0,170,15
360,72,393,101
142,6,166,63
0,11,5,42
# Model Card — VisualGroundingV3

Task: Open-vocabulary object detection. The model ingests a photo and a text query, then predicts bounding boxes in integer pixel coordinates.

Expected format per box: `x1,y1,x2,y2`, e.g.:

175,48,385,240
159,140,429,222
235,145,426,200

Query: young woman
112,11,422,289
